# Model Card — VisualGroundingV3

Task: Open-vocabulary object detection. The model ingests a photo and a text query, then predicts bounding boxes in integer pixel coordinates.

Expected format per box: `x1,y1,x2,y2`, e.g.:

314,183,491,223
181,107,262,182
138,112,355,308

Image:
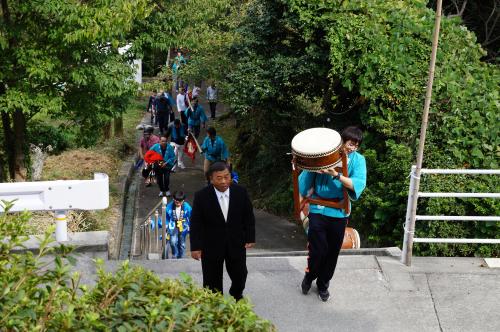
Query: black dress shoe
301,277,312,295
318,289,330,302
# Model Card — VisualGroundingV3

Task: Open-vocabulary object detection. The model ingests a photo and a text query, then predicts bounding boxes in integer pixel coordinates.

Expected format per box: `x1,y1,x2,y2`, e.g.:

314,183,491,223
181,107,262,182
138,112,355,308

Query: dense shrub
27,120,72,154
0,202,275,331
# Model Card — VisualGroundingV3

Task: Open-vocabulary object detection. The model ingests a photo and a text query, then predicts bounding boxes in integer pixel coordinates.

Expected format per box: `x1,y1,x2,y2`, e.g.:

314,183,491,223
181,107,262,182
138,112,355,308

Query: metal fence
401,166,500,265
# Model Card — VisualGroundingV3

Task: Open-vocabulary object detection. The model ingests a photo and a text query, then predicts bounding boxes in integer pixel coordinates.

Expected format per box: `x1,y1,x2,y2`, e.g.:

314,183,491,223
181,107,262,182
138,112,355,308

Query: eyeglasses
345,141,359,149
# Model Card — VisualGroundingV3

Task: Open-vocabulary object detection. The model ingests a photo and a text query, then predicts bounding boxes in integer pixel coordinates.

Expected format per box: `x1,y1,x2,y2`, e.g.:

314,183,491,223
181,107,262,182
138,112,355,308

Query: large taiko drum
291,128,343,171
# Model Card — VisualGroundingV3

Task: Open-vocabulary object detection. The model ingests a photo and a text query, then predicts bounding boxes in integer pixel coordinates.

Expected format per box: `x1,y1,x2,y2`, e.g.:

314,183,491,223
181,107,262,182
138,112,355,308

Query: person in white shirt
192,85,201,98
176,87,186,114
206,82,218,119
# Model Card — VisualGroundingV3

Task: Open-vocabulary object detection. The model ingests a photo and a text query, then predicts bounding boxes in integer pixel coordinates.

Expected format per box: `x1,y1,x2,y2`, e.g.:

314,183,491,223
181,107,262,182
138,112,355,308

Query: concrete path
73,252,500,332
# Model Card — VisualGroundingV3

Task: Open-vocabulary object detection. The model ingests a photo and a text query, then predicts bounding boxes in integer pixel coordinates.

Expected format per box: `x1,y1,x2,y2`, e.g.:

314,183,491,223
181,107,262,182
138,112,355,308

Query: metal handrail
134,198,169,259
402,166,500,265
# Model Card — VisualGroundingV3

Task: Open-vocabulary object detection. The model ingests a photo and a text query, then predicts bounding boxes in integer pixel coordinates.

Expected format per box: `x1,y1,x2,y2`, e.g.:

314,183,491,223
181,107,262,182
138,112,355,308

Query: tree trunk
114,116,123,137
103,120,112,139
12,109,27,181
1,111,15,180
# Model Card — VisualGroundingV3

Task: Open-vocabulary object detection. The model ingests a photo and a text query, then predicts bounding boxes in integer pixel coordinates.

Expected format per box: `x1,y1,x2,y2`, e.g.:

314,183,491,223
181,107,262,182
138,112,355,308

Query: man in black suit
190,162,255,300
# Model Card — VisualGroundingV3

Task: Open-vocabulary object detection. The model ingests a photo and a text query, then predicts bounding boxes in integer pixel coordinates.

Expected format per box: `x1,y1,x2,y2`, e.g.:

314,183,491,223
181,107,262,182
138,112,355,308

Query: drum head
291,128,342,157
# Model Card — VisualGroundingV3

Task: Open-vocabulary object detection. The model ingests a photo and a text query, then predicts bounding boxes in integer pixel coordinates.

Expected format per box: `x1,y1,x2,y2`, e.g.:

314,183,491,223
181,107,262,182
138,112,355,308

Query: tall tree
0,0,149,180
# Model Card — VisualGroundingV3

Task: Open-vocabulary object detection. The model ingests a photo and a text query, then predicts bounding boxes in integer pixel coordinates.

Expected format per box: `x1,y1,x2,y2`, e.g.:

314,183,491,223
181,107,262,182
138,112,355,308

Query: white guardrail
401,167,500,264
0,173,109,241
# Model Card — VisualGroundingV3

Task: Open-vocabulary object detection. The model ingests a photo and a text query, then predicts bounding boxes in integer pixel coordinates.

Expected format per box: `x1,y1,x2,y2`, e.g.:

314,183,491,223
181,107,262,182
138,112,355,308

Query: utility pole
402,0,443,266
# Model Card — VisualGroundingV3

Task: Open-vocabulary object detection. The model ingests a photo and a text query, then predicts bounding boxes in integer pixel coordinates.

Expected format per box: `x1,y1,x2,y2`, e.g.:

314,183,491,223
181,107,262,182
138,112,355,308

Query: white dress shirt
176,93,186,113
214,187,230,222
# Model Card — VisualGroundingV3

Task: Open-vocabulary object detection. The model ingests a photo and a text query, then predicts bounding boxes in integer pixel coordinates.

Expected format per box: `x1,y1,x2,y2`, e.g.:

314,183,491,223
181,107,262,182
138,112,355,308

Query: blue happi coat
201,135,229,162
184,105,207,127
165,201,192,237
149,143,176,168
298,151,367,218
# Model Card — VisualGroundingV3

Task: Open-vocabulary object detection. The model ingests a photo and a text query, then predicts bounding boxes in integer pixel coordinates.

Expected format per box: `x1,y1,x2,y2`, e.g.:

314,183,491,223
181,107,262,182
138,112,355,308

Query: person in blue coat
184,96,207,138
166,119,187,170
201,127,229,182
298,126,367,302
166,191,192,258
150,136,176,197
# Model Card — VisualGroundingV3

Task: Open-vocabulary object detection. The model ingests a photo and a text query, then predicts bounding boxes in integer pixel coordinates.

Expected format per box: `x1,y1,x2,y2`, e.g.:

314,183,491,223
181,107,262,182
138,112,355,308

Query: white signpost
0,173,109,241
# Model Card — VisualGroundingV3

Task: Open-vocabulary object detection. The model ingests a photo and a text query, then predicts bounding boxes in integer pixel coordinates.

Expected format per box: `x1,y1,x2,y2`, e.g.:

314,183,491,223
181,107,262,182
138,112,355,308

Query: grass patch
28,96,147,235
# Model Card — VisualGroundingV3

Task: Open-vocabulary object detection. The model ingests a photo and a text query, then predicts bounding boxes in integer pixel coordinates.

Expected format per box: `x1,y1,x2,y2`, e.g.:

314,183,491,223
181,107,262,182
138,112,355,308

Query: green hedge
0,202,275,331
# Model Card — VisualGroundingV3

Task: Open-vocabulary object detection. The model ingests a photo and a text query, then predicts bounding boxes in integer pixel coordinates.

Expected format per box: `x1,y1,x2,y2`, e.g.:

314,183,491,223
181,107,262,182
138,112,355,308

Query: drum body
291,128,343,171
342,227,361,249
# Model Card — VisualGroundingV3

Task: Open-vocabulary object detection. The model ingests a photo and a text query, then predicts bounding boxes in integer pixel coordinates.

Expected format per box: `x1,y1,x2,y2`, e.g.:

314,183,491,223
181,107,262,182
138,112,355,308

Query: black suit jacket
190,183,255,259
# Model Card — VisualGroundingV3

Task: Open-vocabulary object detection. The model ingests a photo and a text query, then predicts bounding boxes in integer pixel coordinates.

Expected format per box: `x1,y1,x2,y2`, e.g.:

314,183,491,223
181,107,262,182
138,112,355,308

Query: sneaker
301,277,312,295
178,163,186,169
318,289,330,302
159,191,164,197
165,190,171,197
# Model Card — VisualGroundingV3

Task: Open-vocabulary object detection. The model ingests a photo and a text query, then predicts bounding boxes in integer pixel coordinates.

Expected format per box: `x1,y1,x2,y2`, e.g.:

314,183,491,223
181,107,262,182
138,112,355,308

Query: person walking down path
206,82,218,119
163,90,176,124
166,119,187,170
184,96,207,139
157,94,174,135
166,191,192,258
138,126,160,186
299,126,367,302
201,127,229,182
190,162,256,301
176,87,187,114
150,136,176,197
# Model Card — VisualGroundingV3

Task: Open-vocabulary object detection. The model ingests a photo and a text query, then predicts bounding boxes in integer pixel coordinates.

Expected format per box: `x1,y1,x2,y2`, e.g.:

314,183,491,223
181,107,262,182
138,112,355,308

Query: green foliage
214,0,499,256
0,202,275,331
27,120,72,154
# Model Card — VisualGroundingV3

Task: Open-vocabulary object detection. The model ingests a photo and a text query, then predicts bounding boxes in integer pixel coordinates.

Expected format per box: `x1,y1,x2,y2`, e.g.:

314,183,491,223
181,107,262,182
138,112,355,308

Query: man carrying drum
298,126,367,302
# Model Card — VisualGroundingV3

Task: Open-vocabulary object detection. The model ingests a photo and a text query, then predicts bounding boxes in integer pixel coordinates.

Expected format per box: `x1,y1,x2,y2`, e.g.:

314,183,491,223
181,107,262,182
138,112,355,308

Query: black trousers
189,124,201,139
155,166,170,192
304,213,347,291
158,114,168,134
201,248,248,300
209,102,217,119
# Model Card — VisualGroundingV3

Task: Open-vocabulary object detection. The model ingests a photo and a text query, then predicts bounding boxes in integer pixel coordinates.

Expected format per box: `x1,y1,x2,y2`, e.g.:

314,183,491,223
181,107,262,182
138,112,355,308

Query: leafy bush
27,120,72,154
0,202,275,331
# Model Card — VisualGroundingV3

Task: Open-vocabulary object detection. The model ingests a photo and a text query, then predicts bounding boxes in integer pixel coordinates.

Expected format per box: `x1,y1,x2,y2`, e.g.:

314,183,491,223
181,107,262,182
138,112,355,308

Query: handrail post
154,210,159,255
161,197,168,259
55,210,68,242
402,166,417,265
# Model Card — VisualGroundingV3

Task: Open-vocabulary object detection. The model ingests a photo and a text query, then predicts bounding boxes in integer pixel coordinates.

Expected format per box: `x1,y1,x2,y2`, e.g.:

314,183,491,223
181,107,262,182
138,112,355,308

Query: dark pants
155,166,171,192
304,213,347,291
158,114,168,134
209,102,217,119
168,110,175,124
189,124,201,139
201,248,248,300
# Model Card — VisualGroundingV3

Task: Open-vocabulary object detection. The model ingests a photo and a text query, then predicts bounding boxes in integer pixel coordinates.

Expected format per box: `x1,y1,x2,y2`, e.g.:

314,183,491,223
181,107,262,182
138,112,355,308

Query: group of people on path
142,51,367,304
138,77,228,259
